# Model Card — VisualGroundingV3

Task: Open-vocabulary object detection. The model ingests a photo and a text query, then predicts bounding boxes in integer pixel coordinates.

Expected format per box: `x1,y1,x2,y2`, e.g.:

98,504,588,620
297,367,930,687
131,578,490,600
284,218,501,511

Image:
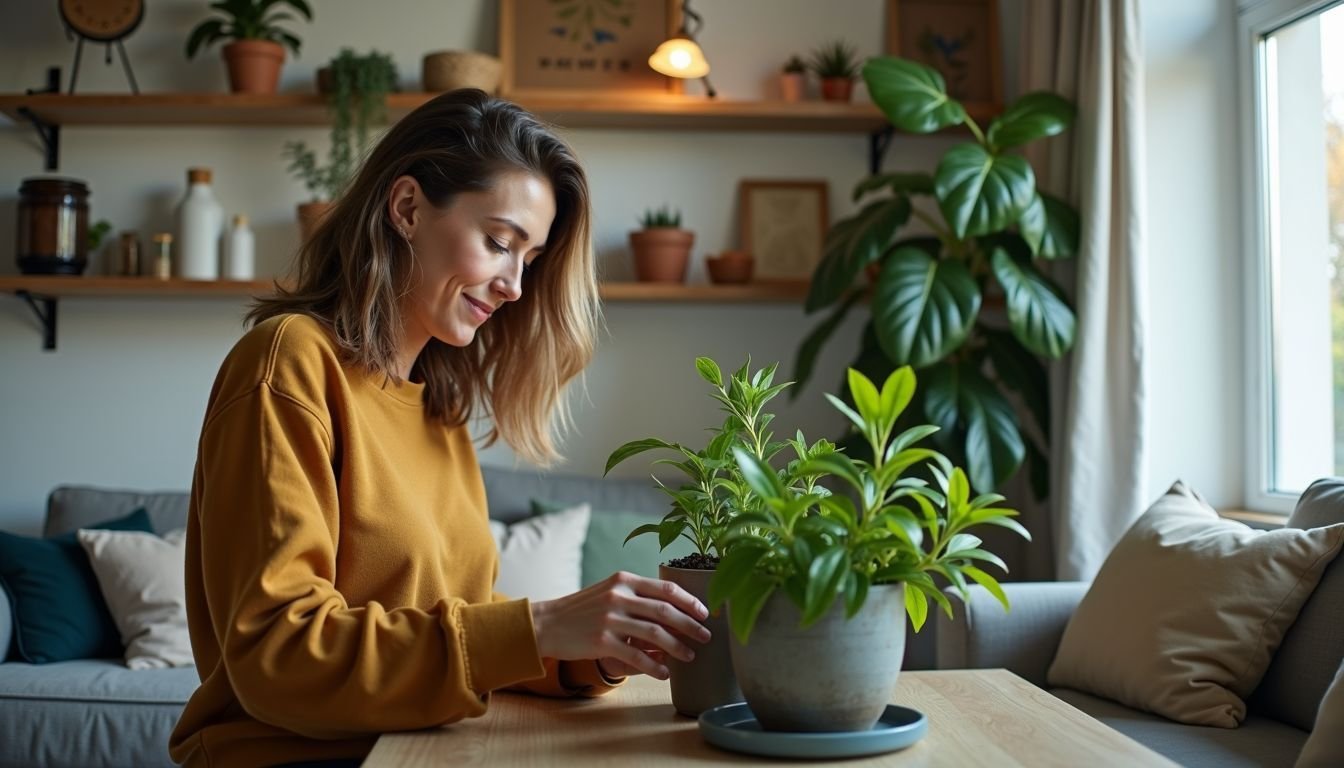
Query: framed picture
499,0,685,98
738,180,829,283
886,0,1002,107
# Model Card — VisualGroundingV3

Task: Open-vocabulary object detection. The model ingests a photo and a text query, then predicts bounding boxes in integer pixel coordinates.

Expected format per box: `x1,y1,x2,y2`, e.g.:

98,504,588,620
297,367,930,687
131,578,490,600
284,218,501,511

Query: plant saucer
698,702,928,759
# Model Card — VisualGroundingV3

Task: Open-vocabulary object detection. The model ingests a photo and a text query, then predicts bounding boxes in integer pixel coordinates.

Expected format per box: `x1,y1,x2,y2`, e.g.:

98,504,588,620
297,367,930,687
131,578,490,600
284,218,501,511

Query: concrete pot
223,40,285,95
729,582,905,732
630,228,693,283
659,564,743,717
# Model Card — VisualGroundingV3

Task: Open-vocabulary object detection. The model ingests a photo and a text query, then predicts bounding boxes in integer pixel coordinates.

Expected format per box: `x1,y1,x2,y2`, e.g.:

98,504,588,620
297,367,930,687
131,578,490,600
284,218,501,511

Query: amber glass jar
16,177,90,275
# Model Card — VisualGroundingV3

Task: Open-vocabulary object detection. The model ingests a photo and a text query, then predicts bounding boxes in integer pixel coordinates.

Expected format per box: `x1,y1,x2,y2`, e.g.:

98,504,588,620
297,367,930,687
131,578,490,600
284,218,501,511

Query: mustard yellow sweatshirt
169,314,618,768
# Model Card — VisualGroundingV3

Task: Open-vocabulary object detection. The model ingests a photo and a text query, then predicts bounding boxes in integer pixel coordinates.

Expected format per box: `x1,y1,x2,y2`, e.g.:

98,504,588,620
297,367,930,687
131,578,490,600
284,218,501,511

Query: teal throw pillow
531,499,697,587
0,508,155,663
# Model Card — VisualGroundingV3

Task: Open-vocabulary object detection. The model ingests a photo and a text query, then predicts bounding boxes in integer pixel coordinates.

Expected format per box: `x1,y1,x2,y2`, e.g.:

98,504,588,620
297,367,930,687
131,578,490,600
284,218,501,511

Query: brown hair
249,89,599,466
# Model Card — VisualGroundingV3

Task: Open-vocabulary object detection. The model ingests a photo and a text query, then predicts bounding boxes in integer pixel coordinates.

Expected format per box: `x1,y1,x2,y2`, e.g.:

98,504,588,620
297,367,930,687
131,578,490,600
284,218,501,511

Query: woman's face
394,170,556,349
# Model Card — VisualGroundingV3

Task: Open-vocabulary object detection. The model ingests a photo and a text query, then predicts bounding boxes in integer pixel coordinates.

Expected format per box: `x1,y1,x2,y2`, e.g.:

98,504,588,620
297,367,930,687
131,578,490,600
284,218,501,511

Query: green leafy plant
795,57,1080,497
782,55,807,74
808,40,860,80
185,0,313,59
87,220,113,252
284,48,398,201
637,205,683,229
708,366,1028,644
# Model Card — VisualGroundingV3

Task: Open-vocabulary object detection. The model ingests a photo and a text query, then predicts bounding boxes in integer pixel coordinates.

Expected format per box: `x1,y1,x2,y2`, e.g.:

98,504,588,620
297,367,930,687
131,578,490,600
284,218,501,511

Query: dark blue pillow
0,508,154,663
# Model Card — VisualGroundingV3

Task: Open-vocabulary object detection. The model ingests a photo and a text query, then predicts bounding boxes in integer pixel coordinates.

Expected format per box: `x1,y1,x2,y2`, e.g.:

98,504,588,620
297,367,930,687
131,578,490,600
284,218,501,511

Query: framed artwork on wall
885,0,1002,108
738,180,829,283
499,0,684,98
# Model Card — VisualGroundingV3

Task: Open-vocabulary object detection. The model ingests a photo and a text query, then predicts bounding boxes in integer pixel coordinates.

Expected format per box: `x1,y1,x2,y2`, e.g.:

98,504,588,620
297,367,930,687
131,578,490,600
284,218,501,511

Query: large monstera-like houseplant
796,57,1080,497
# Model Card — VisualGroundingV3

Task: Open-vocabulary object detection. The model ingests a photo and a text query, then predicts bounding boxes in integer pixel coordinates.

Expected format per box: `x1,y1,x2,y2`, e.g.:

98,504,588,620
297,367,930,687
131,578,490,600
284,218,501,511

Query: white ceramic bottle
175,167,223,279
223,214,255,280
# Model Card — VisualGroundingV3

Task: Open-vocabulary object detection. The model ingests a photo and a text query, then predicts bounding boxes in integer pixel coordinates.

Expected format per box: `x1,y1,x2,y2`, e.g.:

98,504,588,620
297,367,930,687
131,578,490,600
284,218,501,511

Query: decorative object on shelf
885,0,1002,107
630,205,693,283
223,214,254,279
809,39,861,103
295,201,332,241
151,232,173,279
705,250,753,284
738,179,828,282
175,167,223,279
499,0,684,99
16,176,90,275
185,0,313,95
647,0,715,98
779,55,807,103
116,231,141,276
795,57,1078,497
58,0,144,94
315,48,397,96
422,50,501,94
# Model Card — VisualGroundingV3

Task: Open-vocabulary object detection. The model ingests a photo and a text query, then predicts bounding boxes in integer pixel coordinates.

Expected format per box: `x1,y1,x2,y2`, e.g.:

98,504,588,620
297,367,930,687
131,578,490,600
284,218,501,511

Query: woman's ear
388,175,422,238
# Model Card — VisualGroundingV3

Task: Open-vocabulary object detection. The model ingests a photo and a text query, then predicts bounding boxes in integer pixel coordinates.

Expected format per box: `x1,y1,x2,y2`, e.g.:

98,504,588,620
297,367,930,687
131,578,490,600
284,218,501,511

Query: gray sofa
0,466,665,768
933,478,1344,768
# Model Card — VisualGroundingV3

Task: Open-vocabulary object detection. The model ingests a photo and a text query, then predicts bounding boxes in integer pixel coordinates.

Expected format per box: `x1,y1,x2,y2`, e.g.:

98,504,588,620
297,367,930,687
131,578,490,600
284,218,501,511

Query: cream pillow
1297,660,1344,767
76,528,193,670
490,504,590,602
1047,482,1344,728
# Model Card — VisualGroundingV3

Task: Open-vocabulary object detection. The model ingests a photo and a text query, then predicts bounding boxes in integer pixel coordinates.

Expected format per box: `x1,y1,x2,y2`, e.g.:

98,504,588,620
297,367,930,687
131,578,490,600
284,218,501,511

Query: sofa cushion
1052,688,1307,768
46,486,189,538
78,528,192,670
0,659,196,768
490,504,590,601
1252,478,1344,731
480,464,664,523
1296,660,1344,767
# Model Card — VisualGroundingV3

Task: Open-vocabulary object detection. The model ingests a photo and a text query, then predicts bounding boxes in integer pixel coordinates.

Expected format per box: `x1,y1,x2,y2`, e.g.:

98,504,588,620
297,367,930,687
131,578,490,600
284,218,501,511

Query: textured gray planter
728,582,906,732
658,564,743,717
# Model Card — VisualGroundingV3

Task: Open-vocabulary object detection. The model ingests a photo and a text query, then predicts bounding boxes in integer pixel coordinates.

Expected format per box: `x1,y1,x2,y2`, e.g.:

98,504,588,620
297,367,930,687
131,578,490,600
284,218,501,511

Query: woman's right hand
529,571,712,680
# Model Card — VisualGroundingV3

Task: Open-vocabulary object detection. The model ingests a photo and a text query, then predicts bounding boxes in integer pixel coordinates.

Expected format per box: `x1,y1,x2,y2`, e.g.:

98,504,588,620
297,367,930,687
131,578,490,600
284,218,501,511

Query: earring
397,225,408,240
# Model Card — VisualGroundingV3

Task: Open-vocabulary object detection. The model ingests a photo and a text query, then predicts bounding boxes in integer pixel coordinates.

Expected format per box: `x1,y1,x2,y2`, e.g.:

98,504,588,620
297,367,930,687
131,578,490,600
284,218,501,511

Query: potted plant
794,57,1080,498
185,0,312,95
808,40,860,102
606,358,811,716
283,48,399,239
629,206,693,283
707,365,1028,732
780,54,807,103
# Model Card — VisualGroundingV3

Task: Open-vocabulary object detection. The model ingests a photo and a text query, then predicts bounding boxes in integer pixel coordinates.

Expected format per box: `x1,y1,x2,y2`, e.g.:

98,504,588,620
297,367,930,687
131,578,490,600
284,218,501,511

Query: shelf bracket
15,290,58,352
20,67,62,171
869,126,894,176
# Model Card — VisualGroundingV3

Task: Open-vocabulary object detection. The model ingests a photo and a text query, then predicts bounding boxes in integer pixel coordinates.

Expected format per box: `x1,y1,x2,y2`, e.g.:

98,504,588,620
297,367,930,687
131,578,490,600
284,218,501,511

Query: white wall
0,0,983,534
1140,0,1246,507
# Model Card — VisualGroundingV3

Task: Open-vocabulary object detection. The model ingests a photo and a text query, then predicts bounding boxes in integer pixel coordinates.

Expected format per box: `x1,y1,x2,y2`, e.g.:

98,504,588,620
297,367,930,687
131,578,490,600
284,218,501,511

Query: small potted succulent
185,0,313,94
708,366,1029,732
629,205,693,283
780,54,807,103
606,358,802,716
809,39,861,102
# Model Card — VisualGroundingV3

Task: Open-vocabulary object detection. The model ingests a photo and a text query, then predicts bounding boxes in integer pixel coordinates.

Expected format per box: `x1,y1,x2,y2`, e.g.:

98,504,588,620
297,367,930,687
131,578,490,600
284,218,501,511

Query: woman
168,89,710,768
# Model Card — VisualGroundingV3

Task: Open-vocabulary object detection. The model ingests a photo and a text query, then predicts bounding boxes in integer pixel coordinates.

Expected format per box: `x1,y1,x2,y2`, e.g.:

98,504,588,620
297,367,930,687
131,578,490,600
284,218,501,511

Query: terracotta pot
297,200,334,241
820,76,854,103
705,251,753,284
630,228,693,283
779,72,806,103
223,40,286,94
658,565,743,717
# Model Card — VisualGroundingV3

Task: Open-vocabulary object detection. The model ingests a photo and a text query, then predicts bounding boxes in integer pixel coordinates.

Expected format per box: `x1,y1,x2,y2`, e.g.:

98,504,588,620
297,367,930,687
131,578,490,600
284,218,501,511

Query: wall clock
58,0,145,93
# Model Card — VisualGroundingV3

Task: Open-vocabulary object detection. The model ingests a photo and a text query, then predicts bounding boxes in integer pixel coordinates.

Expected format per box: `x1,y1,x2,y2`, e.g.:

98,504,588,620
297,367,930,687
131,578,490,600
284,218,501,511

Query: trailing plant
637,205,683,229
185,0,312,59
284,48,398,201
808,40,860,79
794,57,1080,497
708,366,1029,644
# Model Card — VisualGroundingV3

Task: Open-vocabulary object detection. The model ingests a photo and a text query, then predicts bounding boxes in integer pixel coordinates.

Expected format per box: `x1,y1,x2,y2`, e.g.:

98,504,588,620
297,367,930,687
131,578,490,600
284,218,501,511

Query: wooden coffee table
364,668,1179,766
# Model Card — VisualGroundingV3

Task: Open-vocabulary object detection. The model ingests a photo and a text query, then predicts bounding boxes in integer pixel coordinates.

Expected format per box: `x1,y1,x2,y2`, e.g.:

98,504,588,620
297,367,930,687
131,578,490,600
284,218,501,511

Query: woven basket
422,51,502,94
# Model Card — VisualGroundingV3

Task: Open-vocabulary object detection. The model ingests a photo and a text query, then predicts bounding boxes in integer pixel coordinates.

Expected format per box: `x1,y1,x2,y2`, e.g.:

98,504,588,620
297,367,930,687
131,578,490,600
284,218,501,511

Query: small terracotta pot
630,228,693,283
706,251,754,284
820,76,854,103
297,200,334,241
779,72,806,103
223,40,286,94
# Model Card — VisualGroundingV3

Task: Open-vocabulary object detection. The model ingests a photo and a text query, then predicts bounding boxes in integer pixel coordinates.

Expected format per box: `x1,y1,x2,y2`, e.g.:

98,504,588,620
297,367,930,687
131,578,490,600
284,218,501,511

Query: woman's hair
249,89,599,467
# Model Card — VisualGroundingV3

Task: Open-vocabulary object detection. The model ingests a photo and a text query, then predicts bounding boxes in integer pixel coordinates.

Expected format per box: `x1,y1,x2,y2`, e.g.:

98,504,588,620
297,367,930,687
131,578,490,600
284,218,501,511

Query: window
1241,0,1344,512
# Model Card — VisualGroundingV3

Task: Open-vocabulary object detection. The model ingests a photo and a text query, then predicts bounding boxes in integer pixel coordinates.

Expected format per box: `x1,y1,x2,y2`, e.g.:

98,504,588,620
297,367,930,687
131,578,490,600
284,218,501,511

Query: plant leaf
792,292,860,399
984,328,1050,437
728,571,777,645
802,546,849,626
878,366,916,429
853,172,935,202
623,522,661,545
986,91,1076,149
1039,194,1080,258
863,57,966,133
708,543,771,609
905,582,929,631
806,197,911,311
844,570,870,618
733,446,785,500
873,246,980,367
990,248,1076,359
847,368,882,425
695,357,723,387
658,518,687,550
934,143,1037,239
962,565,1011,611
604,438,676,475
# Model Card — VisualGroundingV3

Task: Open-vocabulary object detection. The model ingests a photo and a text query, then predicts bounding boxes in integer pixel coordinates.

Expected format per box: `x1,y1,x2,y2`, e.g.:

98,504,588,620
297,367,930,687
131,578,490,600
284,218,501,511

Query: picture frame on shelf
885,0,1002,109
737,179,829,283
499,0,685,99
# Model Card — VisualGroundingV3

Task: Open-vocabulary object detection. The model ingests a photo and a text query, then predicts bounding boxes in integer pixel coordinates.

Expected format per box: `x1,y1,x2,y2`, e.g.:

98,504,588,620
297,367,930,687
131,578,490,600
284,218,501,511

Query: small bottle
151,233,173,279
175,167,222,279
223,214,255,280
117,232,141,276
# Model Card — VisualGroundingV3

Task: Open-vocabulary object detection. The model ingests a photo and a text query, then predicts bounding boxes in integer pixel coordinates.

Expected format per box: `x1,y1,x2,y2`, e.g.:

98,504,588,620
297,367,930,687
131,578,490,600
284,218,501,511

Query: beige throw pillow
1297,660,1344,767
77,528,193,670
489,504,589,602
1046,482,1344,728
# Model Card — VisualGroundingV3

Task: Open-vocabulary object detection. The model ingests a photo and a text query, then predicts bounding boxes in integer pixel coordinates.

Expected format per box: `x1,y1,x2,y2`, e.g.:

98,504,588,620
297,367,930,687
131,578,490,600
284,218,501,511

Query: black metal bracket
869,126,894,175
15,290,58,351
20,68,62,171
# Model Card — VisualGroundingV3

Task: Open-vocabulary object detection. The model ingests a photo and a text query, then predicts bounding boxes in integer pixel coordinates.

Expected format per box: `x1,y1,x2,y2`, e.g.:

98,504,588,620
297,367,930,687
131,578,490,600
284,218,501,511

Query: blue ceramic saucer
697,703,928,759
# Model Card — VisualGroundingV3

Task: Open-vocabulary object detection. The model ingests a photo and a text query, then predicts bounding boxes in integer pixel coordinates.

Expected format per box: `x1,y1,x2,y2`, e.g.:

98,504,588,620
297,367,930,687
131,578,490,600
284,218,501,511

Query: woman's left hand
597,646,666,679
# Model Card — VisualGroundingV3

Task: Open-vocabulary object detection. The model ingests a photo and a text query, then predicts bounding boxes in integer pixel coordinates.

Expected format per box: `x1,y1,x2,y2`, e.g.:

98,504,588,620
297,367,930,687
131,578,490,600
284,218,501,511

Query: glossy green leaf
934,144,1036,239
732,446,785,500
806,197,912,311
844,570,871,618
708,543,771,609
802,547,849,626
847,368,882,424
863,57,966,134
923,363,1026,492
727,572,777,645
962,565,1011,612
853,172,935,202
604,438,676,475
1019,192,1080,259
905,582,929,631
878,367,916,430
990,248,1076,359
873,246,981,367
984,328,1050,437
798,453,865,495
986,91,1076,149
622,522,661,545
695,357,723,387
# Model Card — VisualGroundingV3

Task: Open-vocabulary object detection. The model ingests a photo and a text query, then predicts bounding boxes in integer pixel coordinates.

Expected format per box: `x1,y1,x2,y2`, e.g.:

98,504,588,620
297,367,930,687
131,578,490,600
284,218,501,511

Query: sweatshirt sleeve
491,591,625,698
193,383,549,739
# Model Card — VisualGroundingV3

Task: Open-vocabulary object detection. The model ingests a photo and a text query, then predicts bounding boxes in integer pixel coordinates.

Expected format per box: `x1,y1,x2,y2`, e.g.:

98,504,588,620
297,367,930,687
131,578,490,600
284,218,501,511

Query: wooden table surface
363,669,1180,767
